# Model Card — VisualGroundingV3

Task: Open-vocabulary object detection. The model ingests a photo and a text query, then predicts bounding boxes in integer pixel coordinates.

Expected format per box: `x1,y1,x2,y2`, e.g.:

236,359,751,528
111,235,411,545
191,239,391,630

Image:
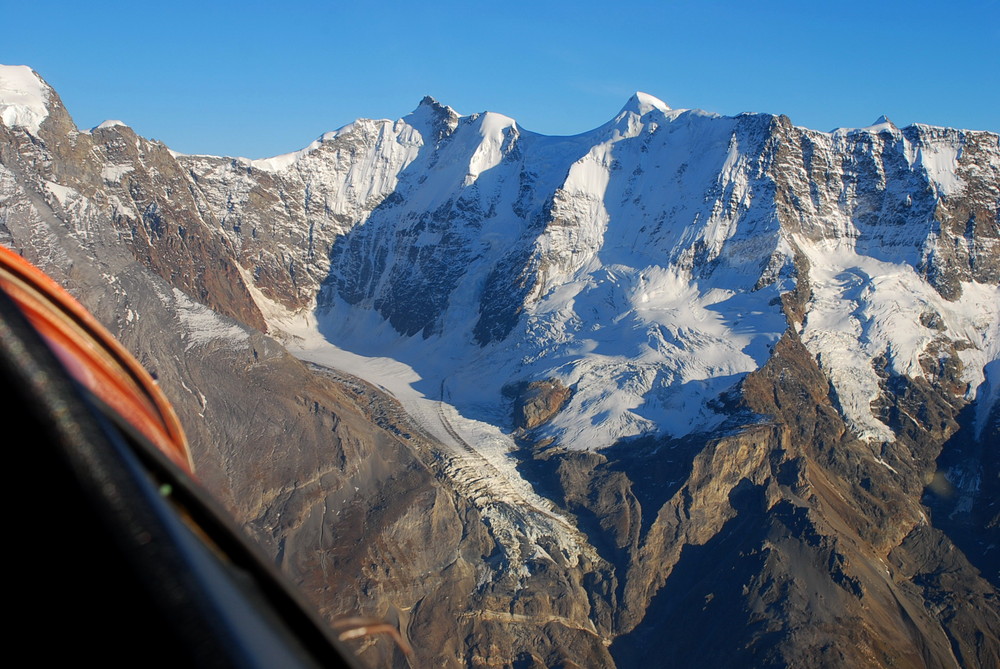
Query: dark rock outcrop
511,379,572,430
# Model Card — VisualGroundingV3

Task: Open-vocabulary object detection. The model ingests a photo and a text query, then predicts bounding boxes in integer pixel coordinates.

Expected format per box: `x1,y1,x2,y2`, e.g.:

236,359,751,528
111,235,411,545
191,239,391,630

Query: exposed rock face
512,379,572,430
0,84,267,332
3,66,998,668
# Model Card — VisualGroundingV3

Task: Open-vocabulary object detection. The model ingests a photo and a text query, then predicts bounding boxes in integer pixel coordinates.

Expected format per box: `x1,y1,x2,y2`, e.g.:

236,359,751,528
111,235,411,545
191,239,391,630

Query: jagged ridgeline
2,64,997,668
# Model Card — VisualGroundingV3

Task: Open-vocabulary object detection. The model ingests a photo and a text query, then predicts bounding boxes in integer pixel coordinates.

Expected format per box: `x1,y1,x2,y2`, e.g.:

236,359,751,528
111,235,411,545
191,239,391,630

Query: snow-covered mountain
175,88,999,454
3,64,998,668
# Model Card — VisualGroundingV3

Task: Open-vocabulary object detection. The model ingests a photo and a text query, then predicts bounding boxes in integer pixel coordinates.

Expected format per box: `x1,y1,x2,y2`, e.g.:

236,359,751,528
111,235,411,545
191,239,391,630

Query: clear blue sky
3,0,998,158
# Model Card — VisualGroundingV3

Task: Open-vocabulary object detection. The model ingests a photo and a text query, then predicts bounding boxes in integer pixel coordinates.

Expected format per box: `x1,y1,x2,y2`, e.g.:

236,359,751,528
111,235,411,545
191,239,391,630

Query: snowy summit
93,119,128,130
0,65,50,134
619,91,671,116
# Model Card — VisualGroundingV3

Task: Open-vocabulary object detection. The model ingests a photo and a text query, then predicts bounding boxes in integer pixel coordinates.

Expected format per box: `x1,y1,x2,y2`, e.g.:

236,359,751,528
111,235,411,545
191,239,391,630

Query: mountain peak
619,91,671,116
93,119,128,131
408,95,459,118
418,95,442,109
405,95,459,142
0,64,51,133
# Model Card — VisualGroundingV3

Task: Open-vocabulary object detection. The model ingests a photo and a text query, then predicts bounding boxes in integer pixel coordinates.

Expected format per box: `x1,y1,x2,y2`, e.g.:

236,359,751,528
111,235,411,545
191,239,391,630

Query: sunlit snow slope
263,94,996,452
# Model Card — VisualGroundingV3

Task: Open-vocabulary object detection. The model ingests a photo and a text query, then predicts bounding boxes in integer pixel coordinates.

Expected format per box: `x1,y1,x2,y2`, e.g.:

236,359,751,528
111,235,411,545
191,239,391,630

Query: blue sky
4,0,998,158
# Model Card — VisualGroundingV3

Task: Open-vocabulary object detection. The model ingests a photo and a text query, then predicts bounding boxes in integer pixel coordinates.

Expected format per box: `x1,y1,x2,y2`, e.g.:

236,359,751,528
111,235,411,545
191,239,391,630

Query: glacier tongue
270,302,600,578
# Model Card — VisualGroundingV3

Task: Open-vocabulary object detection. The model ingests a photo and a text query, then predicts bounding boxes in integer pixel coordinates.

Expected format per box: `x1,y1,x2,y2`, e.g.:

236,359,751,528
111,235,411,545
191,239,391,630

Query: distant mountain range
3,64,997,667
